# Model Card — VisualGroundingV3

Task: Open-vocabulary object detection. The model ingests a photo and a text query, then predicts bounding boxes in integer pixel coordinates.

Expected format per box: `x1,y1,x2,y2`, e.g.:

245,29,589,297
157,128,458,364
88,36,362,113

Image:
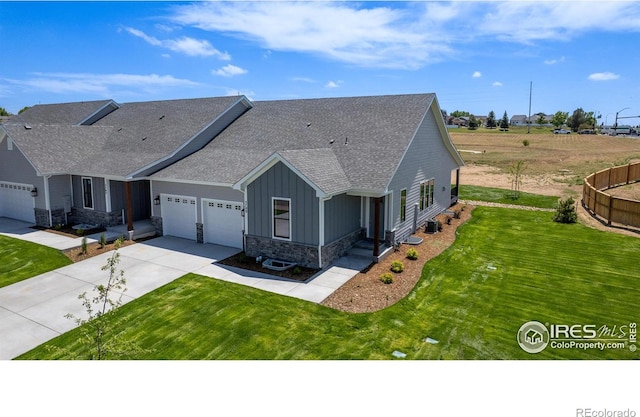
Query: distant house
510,115,528,126
0,94,464,268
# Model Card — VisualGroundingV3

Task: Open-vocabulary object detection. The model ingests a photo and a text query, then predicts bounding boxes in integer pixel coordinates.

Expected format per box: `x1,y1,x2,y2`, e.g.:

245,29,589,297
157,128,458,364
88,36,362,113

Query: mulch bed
321,203,473,313
63,240,136,263
218,253,319,282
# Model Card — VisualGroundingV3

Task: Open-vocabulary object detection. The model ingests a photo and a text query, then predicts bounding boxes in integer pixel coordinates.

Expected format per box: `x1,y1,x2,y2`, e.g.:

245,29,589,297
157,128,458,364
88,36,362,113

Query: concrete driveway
1,221,367,359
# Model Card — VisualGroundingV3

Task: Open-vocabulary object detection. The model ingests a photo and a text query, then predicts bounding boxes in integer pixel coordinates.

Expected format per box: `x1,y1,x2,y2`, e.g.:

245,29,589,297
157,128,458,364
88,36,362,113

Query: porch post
124,181,134,233
373,197,380,257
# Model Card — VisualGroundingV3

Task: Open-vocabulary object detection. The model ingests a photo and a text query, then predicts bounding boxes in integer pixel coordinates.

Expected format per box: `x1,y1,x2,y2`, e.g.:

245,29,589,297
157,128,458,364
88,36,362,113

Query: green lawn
18,207,640,359
459,184,560,208
0,235,72,288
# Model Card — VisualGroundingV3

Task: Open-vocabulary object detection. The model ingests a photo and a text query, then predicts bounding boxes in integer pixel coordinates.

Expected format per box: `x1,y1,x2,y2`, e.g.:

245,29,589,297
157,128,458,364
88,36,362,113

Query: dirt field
451,132,640,199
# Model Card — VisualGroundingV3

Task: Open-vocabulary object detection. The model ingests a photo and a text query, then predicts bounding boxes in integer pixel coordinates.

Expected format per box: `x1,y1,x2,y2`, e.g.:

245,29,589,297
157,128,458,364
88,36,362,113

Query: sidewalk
0,221,367,359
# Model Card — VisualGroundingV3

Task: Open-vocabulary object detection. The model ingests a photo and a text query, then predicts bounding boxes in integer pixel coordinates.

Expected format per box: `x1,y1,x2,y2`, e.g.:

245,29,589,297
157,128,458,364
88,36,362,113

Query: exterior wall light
154,195,160,205
31,187,37,197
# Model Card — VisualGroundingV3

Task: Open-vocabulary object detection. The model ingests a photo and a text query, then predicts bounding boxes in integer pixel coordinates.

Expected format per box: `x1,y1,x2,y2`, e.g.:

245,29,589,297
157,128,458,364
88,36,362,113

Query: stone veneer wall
196,223,204,244
34,208,49,227
68,207,123,228
245,235,320,269
34,208,87,228
150,216,164,237
320,229,362,268
51,209,66,227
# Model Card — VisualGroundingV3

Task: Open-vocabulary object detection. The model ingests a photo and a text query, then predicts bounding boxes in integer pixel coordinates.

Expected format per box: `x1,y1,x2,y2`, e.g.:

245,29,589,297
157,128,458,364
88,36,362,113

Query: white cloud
476,2,640,43
213,64,248,77
169,2,453,69
544,56,565,65
5,72,199,95
292,77,316,83
588,72,620,81
325,80,343,88
125,27,230,59
165,1,640,71
492,81,503,87
472,71,482,78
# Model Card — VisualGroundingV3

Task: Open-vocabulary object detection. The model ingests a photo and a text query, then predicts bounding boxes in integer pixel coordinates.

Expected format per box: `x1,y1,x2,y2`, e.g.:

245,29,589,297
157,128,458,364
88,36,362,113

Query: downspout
242,188,248,253
44,175,52,227
318,197,326,269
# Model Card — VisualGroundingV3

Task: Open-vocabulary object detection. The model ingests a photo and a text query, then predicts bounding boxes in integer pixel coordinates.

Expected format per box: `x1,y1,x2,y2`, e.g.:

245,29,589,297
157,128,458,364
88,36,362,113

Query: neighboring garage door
161,194,197,240
0,181,36,223
203,199,244,248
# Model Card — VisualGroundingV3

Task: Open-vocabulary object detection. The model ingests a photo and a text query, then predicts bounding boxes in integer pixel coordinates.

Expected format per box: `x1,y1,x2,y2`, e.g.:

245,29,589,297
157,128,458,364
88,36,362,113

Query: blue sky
2,1,640,125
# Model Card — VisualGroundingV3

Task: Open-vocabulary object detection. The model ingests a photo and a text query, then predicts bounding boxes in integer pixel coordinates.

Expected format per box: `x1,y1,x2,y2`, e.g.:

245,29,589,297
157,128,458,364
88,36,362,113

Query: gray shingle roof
152,94,436,193
17,100,115,125
5,96,248,178
1,123,114,175
5,93,449,195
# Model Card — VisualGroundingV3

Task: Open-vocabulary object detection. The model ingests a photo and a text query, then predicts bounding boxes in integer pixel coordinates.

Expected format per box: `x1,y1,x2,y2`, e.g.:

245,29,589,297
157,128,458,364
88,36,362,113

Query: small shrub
446,216,452,225
437,220,443,232
238,252,249,264
76,228,84,236
380,273,394,284
292,266,302,275
98,233,107,249
54,224,63,231
453,210,461,219
522,139,530,147
553,197,578,224
81,236,88,255
390,260,404,273
406,248,418,260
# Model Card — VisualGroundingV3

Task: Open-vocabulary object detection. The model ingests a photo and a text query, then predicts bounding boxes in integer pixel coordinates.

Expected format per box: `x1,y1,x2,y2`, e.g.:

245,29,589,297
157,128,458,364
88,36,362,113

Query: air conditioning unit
426,219,438,234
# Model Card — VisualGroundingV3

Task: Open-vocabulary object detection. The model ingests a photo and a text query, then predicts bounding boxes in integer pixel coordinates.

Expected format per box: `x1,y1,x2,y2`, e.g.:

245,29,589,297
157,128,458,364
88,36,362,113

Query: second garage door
161,194,197,240
203,199,243,248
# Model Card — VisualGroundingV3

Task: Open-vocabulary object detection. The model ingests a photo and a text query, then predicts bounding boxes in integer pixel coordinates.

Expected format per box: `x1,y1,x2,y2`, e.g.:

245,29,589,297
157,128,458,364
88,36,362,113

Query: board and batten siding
109,180,151,221
72,175,106,211
48,175,71,211
247,161,319,245
151,181,243,222
324,193,361,244
387,105,459,241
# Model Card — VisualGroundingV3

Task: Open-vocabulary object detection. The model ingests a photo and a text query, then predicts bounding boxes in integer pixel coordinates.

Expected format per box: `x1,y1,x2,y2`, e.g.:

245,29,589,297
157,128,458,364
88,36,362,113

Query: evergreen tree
553,197,578,224
486,111,497,129
500,111,509,129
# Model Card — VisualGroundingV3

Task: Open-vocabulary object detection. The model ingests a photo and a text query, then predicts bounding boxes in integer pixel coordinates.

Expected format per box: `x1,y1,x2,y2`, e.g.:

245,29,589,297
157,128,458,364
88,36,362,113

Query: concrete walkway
0,218,368,359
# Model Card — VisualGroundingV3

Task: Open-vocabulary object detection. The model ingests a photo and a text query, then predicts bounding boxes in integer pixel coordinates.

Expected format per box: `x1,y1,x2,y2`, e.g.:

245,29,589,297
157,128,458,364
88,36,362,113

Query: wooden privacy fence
582,162,640,228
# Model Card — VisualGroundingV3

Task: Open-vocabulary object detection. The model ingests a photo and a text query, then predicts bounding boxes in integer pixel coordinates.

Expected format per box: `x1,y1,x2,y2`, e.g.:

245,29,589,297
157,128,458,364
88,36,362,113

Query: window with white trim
273,198,291,240
82,177,94,209
420,179,435,211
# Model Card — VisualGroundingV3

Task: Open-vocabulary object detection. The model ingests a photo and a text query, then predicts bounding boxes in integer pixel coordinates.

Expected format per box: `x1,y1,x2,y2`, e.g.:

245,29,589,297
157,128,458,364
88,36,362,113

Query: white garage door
0,181,36,223
203,199,244,248
161,194,197,240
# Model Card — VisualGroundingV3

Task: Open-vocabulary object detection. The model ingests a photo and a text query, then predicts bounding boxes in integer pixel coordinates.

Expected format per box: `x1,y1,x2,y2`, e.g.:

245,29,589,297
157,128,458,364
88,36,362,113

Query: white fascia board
127,96,253,179
346,188,388,198
432,96,465,167
150,177,234,188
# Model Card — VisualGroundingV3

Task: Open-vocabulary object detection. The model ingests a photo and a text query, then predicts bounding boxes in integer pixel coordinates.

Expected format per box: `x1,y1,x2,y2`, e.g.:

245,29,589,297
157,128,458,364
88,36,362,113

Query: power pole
527,81,532,134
